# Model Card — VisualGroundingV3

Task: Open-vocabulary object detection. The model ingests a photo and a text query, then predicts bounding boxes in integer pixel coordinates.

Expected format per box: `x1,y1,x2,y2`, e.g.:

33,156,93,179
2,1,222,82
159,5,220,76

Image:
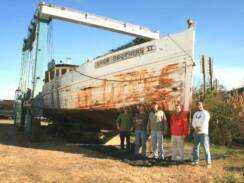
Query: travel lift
15,2,160,141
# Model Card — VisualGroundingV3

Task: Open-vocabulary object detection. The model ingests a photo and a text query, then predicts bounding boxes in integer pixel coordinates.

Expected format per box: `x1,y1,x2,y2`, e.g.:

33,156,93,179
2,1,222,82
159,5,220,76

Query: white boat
43,25,195,130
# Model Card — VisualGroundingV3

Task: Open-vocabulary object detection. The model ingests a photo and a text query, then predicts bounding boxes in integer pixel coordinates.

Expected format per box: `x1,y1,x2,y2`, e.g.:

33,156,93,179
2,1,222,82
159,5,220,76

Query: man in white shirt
192,102,212,167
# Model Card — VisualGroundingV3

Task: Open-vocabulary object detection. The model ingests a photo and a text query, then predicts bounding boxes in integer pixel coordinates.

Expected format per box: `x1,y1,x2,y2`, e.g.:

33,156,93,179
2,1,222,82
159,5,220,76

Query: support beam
21,19,49,141
22,50,30,92
19,50,30,93
33,19,49,98
39,3,159,40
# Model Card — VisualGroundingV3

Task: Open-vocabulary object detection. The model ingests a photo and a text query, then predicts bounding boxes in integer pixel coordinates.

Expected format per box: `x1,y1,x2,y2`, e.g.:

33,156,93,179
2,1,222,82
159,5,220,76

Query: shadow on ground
0,120,229,167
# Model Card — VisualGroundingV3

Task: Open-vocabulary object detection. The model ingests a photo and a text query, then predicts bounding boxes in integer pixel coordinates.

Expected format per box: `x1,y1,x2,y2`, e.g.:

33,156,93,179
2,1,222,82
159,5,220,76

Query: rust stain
102,80,107,104
158,64,179,86
161,99,169,111
162,63,179,72
77,93,81,108
105,82,115,108
83,88,93,108
117,74,126,102
111,84,115,105
73,63,184,111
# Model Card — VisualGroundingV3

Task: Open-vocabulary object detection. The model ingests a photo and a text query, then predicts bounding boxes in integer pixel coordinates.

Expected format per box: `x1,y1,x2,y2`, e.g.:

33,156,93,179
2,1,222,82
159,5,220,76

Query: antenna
66,57,71,64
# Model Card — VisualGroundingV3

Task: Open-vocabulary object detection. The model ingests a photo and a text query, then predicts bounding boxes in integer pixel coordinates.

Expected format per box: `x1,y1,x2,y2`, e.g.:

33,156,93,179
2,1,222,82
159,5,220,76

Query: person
116,107,133,151
147,102,167,160
131,105,147,156
170,104,188,162
192,102,212,168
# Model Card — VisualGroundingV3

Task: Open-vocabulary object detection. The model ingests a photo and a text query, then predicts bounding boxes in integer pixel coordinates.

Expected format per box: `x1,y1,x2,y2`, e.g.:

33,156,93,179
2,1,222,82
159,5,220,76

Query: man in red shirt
170,104,188,162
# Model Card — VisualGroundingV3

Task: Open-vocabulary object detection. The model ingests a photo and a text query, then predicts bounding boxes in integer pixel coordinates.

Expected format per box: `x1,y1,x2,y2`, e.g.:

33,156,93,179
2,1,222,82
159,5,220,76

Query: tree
192,88,244,146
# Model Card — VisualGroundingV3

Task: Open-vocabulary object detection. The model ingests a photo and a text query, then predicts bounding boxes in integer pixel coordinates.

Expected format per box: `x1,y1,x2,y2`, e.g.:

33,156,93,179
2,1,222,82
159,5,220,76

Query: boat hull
43,27,195,129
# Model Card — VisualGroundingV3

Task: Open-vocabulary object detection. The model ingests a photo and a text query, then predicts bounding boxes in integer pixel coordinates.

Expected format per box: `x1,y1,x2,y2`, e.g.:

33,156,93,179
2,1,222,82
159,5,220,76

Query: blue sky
0,0,243,99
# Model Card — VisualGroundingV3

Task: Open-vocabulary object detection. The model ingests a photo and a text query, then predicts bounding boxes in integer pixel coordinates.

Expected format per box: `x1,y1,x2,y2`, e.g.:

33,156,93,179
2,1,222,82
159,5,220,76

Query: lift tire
31,120,41,142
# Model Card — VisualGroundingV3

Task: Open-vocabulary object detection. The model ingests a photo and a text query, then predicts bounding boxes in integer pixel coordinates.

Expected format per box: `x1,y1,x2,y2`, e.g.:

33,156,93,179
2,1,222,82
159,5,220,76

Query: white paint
43,27,195,111
39,4,159,40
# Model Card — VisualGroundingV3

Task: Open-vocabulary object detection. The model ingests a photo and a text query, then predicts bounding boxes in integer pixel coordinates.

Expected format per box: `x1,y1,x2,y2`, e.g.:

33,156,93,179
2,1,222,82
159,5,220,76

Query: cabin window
62,69,67,75
50,70,55,80
56,69,60,77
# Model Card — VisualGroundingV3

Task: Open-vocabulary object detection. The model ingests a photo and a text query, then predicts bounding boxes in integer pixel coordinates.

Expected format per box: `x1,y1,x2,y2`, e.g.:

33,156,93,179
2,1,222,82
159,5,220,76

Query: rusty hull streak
74,63,182,111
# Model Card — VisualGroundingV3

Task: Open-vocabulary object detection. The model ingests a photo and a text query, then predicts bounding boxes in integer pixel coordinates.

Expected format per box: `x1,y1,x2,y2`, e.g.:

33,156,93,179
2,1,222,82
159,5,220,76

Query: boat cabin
45,64,78,83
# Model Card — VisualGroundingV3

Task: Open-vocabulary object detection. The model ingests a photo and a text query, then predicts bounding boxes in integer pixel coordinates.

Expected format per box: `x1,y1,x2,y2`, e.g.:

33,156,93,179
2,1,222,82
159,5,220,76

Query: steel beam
39,3,159,40
33,19,49,98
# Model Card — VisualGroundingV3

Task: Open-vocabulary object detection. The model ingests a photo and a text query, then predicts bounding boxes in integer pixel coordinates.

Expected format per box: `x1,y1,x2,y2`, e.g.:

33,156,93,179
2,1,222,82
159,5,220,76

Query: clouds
0,85,16,100
0,70,18,100
193,63,244,90
214,67,244,89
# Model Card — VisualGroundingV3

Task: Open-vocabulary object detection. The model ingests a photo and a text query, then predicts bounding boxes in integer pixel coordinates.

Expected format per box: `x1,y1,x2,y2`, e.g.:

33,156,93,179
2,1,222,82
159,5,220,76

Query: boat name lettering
95,44,156,68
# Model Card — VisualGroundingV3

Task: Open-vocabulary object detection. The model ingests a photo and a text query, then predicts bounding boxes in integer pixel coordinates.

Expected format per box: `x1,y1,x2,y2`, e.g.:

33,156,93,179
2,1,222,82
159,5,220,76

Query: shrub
192,89,244,146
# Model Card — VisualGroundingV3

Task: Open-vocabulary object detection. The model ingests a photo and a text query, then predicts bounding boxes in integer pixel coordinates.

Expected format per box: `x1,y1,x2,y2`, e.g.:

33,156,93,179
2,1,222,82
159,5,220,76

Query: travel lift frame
15,2,160,141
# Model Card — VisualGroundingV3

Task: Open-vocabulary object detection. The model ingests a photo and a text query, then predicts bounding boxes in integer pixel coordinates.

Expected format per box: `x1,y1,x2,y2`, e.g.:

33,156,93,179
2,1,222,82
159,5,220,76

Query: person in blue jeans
147,103,167,160
131,105,147,156
192,102,212,168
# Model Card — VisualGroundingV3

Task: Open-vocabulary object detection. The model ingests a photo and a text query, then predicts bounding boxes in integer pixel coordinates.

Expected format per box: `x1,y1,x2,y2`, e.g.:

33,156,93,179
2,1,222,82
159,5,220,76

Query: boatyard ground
0,119,243,183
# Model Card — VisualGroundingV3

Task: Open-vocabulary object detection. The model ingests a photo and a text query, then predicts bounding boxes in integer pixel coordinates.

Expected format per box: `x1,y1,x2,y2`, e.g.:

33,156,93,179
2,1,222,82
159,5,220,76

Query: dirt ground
0,119,243,183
